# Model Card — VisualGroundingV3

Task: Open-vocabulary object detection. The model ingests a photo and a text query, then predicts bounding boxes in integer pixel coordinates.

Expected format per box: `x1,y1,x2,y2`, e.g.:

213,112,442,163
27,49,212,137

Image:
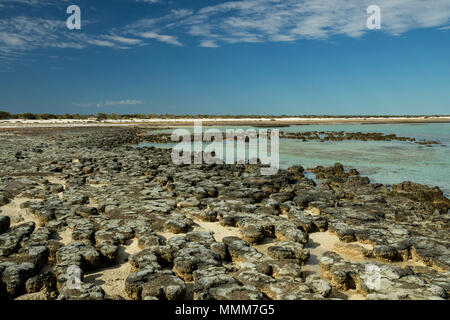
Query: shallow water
138,123,450,196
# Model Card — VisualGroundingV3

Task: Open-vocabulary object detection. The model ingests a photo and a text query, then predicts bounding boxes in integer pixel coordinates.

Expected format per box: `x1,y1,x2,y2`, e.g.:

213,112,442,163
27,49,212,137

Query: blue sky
0,0,449,115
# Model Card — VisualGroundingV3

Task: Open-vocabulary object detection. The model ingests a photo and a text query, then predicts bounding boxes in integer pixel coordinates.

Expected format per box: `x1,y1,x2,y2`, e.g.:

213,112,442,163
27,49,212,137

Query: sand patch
46,176,66,186
159,231,183,241
307,231,376,263
392,259,429,270
87,183,108,188
305,230,431,300
305,207,321,216
333,242,373,260
56,227,73,245
193,220,241,242
0,197,41,227
253,237,276,255
304,231,375,277
303,231,340,276
279,213,289,219
346,290,366,300
84,238,140,299
309,231,340,252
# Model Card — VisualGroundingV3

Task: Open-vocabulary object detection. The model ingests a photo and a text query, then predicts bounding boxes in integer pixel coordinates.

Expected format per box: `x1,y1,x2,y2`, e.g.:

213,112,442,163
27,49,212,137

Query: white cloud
0,32,26,47
85,39,116,47
74,100,144,108
139,31,183,46
135,0,160,3
0,16,147,59
104,35,143,45
142,0,450,46
0,16,64,58
1,0,50,6
1,0,72,7
96,100,144,107
50,42,85,49
1,0,450,60
199,40,220,48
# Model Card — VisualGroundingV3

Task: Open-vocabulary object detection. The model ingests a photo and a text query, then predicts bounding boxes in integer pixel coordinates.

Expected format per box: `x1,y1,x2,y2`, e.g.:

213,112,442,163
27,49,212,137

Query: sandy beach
0,116,449,129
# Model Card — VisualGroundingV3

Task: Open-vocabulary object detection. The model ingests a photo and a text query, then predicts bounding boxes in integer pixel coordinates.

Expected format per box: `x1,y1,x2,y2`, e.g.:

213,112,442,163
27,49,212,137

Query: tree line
0,111,447,120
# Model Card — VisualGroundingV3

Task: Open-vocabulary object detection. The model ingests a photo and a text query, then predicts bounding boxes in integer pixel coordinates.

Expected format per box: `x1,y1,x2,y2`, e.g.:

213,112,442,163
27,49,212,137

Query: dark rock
267,241,309,264
0,216,10,234
0,262,35,297
274,221,308,244
57,282,105,300
173,243,221,281
0,222,35,257
75,206,98,218
141,271,186,300
25,271,57,296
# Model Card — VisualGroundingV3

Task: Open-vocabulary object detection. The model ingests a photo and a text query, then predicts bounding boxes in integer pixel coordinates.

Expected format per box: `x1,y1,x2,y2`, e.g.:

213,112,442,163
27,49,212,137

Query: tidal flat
0,126,449,300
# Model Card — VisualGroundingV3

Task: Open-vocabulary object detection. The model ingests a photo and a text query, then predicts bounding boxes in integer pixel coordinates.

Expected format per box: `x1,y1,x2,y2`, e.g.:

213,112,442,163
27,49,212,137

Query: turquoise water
139,123,450,196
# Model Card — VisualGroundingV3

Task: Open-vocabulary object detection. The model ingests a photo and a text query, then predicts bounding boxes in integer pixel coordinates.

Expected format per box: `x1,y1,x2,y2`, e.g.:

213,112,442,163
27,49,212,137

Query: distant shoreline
1,116,450,128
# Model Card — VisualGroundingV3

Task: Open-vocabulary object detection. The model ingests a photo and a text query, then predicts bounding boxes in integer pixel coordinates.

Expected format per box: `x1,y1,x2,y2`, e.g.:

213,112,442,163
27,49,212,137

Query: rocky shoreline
0,127,448,300
142,129,443,147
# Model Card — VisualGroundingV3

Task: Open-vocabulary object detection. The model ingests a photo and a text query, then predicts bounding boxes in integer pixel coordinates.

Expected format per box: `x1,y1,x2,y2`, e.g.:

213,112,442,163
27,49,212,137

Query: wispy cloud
135,0,160,3
1,0,449,59
1,0,57,6
199,40,220,48
0,16,145,59
0,6,185,60
96,100,144,107
104,35,143,45
74,100,144,108
157,0,450,46
0,16,64,57
138,31,183,46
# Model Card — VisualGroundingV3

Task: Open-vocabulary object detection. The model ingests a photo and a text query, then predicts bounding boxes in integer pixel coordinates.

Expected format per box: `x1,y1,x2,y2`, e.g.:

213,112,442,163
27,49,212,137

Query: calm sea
138,123,450,196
